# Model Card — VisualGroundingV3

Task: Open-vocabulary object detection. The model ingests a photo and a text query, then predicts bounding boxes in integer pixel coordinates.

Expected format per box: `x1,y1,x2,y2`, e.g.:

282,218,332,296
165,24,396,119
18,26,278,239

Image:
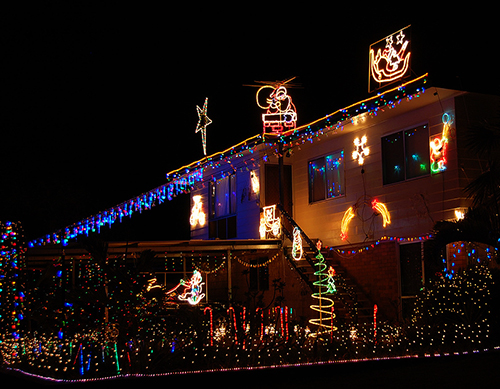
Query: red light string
204,307,213,346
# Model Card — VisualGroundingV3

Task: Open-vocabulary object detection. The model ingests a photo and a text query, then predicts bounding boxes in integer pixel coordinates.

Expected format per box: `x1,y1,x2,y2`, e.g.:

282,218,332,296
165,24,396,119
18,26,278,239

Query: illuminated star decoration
195,97,212,156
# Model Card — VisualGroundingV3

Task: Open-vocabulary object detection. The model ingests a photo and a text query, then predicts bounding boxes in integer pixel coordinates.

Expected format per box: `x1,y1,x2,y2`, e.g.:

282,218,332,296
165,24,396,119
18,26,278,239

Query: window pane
325,150,345,198
405,125,430,179
213,174,237,218
309,157,326,202
400,242,423,296
230,174,237,215
250,259,269,291
382,132,405,184
215,176,230,217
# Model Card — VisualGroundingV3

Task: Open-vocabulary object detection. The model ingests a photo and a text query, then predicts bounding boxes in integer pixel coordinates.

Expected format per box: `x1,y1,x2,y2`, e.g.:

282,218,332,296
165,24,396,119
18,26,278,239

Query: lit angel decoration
370,27,411,85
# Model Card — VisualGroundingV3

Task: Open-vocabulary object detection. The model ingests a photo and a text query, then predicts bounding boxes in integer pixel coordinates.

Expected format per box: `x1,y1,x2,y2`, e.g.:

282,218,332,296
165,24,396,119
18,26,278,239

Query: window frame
209,173,237,239
308,149,345,204
381,123,430,185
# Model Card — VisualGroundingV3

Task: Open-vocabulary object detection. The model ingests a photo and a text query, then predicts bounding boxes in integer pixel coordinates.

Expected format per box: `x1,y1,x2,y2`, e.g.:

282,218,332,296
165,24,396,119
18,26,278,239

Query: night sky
3,6,498,243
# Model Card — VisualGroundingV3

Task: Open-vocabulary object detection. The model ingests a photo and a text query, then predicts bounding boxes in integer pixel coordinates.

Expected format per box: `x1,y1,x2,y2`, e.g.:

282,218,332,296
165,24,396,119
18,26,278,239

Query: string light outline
352,135,370,165
370,26,411,83
195,97,212,156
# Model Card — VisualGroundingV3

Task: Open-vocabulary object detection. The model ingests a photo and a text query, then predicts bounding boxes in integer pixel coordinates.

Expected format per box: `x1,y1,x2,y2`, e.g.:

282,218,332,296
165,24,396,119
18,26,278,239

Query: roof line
282,73,429,136
167,74,429,177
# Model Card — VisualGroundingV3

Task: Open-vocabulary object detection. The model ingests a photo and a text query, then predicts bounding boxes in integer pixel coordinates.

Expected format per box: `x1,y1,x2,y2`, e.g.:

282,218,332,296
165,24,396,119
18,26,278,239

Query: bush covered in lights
1,236,500,380
404,262,499,353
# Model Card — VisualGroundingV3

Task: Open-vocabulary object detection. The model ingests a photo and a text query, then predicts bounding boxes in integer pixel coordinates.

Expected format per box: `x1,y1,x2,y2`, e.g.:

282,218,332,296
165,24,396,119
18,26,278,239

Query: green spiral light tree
309,252,337,337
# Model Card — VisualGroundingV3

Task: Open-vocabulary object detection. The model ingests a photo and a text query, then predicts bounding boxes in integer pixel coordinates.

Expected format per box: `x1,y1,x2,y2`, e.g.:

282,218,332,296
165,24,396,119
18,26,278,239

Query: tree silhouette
432,111,500,254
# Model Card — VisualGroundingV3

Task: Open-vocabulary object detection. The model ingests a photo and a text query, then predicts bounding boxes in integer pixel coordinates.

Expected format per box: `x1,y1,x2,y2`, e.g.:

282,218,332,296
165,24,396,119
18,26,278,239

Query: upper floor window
309,150,345,203
209,174,237,239
210,174,237,218
382,124,430,185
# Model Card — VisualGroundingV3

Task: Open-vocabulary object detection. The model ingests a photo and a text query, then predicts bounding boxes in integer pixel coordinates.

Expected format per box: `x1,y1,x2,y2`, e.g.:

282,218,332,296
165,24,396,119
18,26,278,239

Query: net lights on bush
0,221,26,340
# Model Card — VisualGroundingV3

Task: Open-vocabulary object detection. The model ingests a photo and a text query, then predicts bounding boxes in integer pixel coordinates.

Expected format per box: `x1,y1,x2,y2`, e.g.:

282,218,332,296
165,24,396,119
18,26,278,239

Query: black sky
3,5,498,242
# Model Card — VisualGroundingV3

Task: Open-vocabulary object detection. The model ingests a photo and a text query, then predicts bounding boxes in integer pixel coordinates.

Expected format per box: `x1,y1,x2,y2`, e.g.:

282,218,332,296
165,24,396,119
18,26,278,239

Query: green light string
113,343,120,375
309,252,337,336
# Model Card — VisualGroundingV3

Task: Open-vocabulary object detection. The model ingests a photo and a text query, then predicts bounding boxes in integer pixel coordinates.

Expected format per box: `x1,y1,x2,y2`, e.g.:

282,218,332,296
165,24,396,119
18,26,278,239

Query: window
400,242,424,318
209,174,237,239
309,150,345,203
382,124,430,185
210,174,236,218
250,259,269,291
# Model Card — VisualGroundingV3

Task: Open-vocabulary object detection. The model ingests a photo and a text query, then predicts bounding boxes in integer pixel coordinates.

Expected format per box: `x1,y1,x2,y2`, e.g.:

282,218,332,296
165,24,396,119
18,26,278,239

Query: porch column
227,249,232,303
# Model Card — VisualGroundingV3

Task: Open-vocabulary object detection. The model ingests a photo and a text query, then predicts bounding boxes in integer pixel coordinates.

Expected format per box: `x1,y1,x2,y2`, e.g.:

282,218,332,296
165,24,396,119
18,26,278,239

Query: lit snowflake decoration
352,135,369,165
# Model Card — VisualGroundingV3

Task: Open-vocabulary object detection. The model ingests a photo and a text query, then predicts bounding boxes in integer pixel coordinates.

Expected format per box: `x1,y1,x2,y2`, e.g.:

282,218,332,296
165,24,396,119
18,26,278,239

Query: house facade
186,75,500,321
